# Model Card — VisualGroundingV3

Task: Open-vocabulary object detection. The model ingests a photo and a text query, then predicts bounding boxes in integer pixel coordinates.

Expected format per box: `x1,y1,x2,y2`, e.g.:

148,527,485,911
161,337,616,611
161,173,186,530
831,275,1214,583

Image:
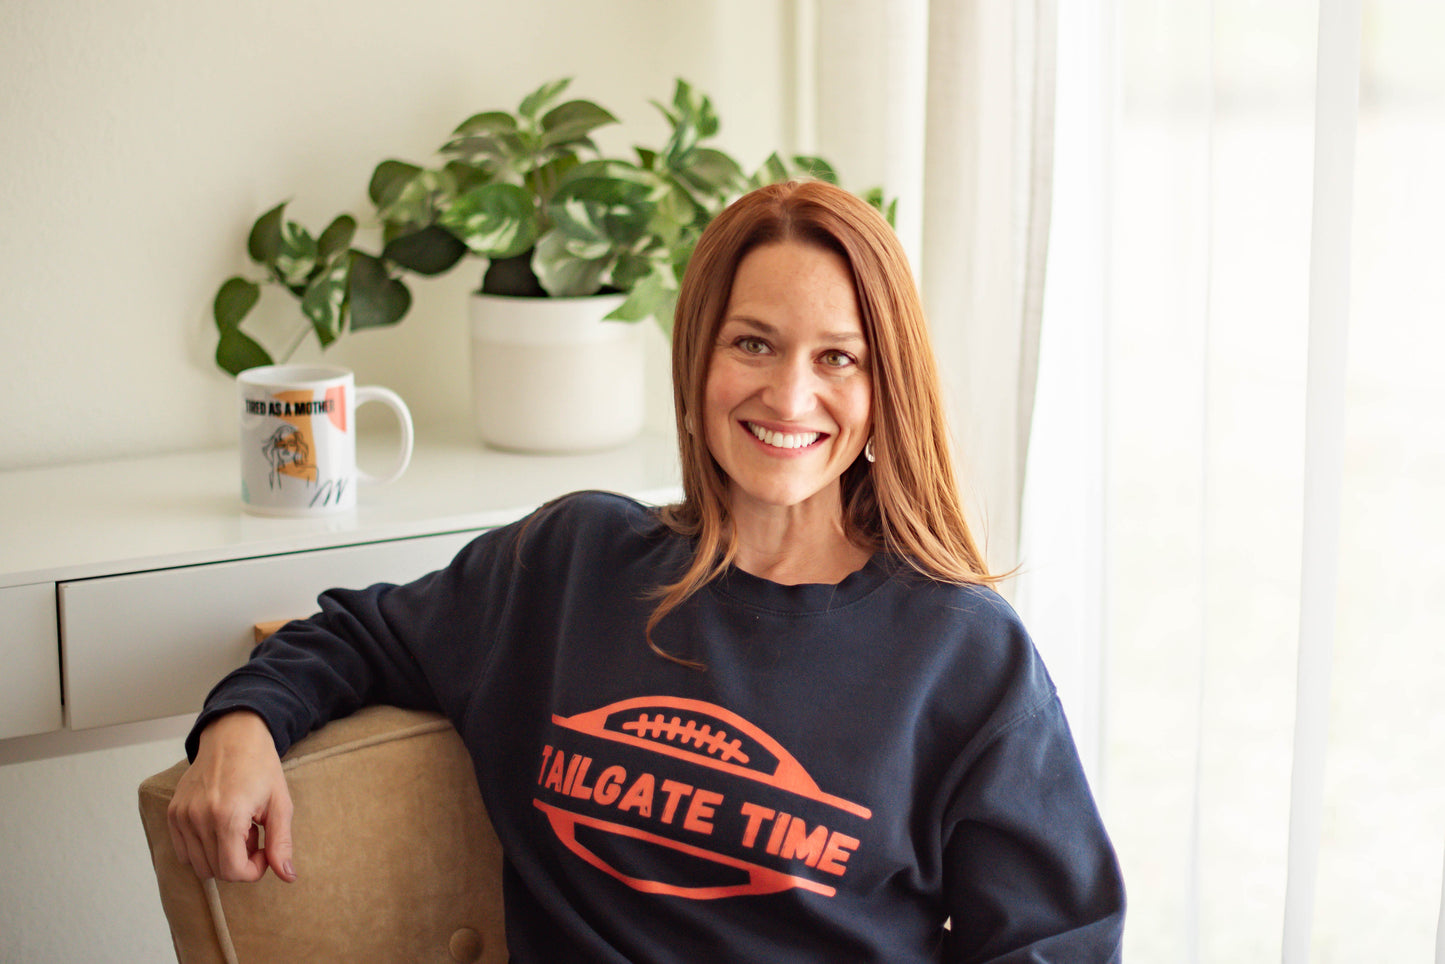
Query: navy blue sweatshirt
191,491,1125,962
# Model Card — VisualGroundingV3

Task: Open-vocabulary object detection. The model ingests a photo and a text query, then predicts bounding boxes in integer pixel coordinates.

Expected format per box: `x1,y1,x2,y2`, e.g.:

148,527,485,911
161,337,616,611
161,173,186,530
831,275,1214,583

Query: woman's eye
820,350,855,368
737,336,769,355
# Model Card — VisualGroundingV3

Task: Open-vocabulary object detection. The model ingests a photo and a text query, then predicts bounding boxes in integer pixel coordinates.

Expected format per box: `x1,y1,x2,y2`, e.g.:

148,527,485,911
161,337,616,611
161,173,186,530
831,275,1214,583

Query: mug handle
354,386,414,485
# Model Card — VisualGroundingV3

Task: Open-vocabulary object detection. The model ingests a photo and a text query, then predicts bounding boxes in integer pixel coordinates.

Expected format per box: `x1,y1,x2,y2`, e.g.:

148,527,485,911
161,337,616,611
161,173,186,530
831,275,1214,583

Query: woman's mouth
745,422,822,450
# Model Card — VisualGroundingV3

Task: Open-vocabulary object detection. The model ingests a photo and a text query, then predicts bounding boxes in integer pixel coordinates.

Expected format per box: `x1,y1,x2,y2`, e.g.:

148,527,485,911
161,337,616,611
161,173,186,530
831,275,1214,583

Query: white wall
0,0,796,473
0,2,793,960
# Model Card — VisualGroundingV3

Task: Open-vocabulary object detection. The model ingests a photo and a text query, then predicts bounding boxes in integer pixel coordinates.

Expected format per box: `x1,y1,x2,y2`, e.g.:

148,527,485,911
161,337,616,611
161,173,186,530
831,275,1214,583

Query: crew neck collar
709,552,897,614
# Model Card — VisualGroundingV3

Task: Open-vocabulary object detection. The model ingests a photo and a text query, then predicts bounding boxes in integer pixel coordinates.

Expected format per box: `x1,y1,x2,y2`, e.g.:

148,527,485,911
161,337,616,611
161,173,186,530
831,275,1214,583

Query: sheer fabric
1022,0,1445,959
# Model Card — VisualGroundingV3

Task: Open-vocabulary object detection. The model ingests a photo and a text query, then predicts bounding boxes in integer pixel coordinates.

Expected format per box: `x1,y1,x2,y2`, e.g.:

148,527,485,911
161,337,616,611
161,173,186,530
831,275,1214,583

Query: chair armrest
138,705,506,963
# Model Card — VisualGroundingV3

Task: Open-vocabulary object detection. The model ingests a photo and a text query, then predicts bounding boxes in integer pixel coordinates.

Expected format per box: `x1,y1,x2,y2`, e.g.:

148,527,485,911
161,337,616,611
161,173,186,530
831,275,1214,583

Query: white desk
0,425,681,740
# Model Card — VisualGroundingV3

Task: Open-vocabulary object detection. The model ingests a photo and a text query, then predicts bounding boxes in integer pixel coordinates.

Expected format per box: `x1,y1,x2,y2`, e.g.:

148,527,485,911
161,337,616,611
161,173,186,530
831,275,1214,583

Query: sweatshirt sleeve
185,515,528,762
940,695,1126,963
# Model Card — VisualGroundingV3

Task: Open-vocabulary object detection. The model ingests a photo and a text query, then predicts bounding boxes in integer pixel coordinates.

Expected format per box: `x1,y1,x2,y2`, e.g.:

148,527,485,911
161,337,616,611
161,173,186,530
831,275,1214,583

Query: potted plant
211,78,892,452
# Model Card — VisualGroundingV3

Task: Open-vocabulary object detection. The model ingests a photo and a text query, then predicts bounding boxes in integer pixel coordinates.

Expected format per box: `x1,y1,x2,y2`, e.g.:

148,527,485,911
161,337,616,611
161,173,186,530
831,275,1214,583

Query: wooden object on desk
253,620,290,645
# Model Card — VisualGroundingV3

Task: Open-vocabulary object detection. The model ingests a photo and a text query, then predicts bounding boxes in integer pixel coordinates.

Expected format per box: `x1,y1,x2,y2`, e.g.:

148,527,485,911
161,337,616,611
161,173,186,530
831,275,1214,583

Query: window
1025,1,1445,958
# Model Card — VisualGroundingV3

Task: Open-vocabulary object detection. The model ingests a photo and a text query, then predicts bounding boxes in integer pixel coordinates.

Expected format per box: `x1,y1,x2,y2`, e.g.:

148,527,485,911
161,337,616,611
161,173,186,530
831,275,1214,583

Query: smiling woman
702,241,873,577
170,179,1125,964
658,181,995,621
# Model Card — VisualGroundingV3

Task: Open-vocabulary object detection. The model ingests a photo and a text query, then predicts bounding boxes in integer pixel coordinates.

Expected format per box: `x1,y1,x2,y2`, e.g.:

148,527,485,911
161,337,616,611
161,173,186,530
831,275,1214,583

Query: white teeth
747,423,820,449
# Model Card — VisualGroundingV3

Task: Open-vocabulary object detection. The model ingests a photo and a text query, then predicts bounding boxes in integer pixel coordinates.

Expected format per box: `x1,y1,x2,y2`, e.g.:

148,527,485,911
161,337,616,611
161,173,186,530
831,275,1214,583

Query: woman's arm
941,696,1126,963
168,515,530,882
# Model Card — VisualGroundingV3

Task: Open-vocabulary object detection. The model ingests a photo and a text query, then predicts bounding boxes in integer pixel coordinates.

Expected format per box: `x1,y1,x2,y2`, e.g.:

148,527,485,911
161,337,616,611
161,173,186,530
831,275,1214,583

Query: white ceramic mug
237,365,413,516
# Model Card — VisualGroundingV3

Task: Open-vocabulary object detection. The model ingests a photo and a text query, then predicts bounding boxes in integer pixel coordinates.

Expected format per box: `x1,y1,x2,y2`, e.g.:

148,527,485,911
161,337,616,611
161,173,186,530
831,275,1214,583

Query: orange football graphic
534,696,872,900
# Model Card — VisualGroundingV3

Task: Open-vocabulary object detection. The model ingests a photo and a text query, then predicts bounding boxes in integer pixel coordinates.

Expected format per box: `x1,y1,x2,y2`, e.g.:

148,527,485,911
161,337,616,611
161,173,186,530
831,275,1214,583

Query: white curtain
800,0,1058,583
1026,0,1445,960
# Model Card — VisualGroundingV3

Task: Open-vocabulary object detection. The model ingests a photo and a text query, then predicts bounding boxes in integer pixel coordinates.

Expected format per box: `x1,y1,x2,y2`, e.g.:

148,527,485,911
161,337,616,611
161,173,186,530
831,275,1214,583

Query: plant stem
280,318,312,362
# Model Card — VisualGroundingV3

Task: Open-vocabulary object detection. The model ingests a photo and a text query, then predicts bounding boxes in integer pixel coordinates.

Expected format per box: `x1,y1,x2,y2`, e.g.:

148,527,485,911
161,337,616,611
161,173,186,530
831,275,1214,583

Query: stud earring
864,437,876,463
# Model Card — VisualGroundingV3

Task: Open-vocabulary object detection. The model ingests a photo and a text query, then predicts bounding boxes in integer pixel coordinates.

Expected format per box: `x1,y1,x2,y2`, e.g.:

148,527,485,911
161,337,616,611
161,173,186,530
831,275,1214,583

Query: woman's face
703,241,872,519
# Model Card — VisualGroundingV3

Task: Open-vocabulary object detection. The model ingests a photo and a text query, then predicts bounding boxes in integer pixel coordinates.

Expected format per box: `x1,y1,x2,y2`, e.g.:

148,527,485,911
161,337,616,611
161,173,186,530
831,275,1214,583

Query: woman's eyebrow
720,315,777,334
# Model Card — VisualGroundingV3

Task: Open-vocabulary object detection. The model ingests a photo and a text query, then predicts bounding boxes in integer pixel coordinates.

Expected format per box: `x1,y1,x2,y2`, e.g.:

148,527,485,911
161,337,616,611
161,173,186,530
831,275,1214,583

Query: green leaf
608,250,656,293
660,114,700,167
215,326,273,376
523,154,581,206
548,173,655,256
348,251,412,331
790,155,838,184
560,158,654,188
863,187,899,226
300,256,348,347
247,202,287,264
647,183,698,247
438,182,540,259
449,110,519,138
650,103,676,127
518,78,572,120
376,167,456,230
442,112,522,165
672,79,719,139
443,159,492,195
653,172,721,226
531,229,609,297
273,221,319,287
213,276,270,375
752,152,792,187
454,132,527,170
368,160,423,206
608,264,679,330
539,100,617,149
655,80,721,168
213,276,260,330
672,147,746,198
316,215,357,262
382,225,469,276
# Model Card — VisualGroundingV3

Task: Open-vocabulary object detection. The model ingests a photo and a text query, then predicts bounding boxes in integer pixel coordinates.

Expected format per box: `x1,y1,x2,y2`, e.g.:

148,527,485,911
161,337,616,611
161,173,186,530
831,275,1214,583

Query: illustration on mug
262,424,317,489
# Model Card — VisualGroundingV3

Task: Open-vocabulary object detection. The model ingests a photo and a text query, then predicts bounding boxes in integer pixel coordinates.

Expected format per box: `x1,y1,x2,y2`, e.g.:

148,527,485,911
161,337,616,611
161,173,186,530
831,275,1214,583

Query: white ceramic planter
469,293,645,453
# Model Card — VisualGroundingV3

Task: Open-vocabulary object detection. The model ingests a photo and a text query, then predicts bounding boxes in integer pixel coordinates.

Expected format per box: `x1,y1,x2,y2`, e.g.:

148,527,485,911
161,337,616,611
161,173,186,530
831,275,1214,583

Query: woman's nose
760,357,815,419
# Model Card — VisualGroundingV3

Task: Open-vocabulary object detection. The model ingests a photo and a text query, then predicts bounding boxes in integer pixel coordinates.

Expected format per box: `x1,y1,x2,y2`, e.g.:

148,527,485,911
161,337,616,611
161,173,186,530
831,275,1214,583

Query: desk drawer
0,582,64,739
59,530,482,730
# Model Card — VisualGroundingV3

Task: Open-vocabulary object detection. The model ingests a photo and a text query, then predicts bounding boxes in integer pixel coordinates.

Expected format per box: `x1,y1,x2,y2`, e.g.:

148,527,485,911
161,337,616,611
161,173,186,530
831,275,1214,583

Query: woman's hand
166,710,297,883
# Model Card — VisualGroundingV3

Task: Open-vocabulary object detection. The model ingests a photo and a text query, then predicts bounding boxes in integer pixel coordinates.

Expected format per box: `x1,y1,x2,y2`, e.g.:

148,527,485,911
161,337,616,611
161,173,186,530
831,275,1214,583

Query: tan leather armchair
138,704,507,963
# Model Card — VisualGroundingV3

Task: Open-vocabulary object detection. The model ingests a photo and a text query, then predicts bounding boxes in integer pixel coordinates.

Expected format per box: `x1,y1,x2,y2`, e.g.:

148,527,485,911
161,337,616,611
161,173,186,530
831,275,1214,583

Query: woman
170,180,1125,962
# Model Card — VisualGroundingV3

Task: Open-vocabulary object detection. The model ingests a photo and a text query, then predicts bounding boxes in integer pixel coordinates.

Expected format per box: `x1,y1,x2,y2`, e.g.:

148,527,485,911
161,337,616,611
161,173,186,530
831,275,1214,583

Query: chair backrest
138,705,506,963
